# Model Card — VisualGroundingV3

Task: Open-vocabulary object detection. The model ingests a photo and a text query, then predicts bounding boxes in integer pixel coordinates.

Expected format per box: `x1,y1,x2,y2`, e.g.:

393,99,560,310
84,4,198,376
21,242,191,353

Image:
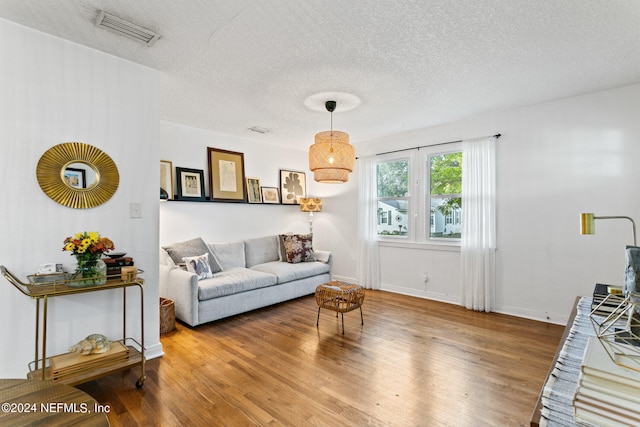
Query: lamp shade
309,131,355,178
580,213,595,235
300,198,322,212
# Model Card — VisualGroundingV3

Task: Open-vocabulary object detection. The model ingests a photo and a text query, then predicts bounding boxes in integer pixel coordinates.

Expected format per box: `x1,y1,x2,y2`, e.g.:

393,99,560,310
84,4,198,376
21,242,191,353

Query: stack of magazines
573,337,640,426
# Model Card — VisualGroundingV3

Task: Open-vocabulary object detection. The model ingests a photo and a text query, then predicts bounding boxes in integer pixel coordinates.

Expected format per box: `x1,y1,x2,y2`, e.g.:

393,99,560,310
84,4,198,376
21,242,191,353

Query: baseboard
331,274,356,284
143,342,165,360
380,283,459,305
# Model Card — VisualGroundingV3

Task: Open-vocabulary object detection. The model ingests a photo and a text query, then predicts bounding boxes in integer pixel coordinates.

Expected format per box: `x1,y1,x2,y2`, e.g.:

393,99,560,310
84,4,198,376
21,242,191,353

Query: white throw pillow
182,253,213,280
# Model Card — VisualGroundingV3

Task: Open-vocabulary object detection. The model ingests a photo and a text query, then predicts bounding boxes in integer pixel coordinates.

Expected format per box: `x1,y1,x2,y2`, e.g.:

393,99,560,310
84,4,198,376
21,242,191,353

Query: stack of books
591,283,625,317
103,256,134,278
573,337,640,426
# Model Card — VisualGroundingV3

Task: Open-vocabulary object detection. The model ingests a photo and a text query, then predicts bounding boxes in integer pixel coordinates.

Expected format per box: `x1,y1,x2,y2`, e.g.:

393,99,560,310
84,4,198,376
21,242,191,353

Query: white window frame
375,144,462,248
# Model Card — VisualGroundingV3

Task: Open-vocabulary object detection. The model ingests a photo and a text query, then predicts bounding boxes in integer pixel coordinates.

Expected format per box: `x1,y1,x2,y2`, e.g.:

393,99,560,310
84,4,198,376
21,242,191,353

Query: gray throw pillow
162,237,222,273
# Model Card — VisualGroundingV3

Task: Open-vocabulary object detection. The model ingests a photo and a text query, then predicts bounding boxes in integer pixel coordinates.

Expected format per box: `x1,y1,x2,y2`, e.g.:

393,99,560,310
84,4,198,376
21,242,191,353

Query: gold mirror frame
36,142,119,209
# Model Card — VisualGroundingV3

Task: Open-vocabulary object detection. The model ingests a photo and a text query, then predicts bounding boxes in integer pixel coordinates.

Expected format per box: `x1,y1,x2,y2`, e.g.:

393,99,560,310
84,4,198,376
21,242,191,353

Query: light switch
130,202,142,218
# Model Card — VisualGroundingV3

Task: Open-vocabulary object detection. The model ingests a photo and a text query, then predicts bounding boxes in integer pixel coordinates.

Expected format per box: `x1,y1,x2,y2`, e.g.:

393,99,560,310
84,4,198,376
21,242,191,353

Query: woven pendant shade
308,100,355,184
309,131,355,183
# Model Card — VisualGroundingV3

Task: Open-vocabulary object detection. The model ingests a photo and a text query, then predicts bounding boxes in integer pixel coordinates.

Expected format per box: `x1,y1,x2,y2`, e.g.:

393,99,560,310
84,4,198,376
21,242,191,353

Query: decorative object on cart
160,160,173,200
175,167,206,201
580,212,637,246
69,334,111,355
300,197,322,233
308,100,355,183
63,231,114,287
207,147,247,202
261,186,280,204
36,142,119,209
246,177,262,203
280,169,306,204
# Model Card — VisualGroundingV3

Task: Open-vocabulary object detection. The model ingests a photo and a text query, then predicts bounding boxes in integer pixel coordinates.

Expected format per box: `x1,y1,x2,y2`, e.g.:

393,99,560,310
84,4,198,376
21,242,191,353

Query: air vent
95,11,160,46
248,126,271,134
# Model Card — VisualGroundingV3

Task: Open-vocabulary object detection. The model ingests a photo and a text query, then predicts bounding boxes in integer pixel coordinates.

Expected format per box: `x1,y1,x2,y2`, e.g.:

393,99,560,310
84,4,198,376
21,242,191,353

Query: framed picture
160,160,173,200
279,169,306,205
207,147,247,202
176,167,206,201
246,177,262,203
261,187,280,204
64,167,86,189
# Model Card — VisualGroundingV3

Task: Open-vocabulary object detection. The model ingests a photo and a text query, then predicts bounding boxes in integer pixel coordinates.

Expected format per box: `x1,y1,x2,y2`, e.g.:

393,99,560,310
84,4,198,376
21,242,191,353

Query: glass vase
68,256,107,287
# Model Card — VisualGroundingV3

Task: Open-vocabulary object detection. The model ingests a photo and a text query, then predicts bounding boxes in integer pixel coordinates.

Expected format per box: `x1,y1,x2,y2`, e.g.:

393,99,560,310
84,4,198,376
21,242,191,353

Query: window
376,158,409,237
376,145,462,244
428,152,462,240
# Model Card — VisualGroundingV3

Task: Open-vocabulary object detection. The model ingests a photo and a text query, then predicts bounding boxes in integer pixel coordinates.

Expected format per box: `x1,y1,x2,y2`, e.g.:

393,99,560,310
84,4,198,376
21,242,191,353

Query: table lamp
300,198,322,234
581,212,640,372
580,212,637,246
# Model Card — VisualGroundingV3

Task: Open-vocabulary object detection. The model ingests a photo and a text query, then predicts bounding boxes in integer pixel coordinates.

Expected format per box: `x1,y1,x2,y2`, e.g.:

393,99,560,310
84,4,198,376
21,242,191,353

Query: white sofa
159,235,332,327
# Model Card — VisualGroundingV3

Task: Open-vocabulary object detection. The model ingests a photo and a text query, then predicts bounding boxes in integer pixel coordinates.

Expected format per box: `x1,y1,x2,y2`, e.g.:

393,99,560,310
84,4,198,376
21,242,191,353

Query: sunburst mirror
36,142,119,209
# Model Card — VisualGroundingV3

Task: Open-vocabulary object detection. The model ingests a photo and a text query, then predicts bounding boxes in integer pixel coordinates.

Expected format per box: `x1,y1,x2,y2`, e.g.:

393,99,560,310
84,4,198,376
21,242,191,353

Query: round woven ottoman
315,281,364,334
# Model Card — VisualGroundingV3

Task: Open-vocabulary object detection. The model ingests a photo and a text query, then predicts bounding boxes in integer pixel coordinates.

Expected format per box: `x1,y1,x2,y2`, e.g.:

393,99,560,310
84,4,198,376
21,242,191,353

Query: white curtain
461,136,497,311
356,155,381,289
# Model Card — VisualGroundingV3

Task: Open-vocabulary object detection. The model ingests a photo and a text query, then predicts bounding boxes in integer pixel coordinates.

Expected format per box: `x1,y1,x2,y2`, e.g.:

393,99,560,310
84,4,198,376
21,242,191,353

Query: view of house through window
376,159,409,237
429,152,462,239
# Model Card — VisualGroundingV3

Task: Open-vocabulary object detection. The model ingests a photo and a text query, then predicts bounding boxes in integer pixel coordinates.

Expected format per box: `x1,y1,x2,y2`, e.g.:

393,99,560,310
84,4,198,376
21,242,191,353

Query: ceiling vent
95,11,161,46
248,126,271,134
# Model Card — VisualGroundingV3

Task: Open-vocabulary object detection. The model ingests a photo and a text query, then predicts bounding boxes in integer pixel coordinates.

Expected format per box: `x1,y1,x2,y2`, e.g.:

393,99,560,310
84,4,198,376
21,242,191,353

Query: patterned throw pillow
282,234,316,264
182,253,213,280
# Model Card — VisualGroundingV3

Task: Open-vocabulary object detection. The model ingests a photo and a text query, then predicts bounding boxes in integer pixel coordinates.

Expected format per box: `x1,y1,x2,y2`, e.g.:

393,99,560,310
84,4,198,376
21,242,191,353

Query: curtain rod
372,133,501,157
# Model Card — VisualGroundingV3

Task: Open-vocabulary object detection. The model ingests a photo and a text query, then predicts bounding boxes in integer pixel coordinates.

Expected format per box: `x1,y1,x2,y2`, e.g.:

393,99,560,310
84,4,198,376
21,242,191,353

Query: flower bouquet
63,231,114,286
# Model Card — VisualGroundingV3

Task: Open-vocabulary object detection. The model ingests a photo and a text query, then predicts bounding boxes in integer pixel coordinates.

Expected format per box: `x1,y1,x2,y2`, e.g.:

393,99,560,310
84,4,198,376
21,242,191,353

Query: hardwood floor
77,290,564,426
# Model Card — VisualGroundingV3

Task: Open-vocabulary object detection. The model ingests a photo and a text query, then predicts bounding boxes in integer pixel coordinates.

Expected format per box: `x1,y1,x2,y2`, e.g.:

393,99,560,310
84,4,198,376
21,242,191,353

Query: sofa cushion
182,253,213,280
251,261,330,284
163,237,222,273
244,236,279,268
210,241,245,269
282,234,316,263
198,268,277,300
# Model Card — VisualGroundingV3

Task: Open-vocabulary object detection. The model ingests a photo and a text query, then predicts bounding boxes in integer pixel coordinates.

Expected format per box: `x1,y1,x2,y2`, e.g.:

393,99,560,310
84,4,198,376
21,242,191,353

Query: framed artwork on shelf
160,160,173,200
279,169,306,205
246,177,262,203
63,167,86,189
261,187,280,204
175,167,206,201
207,147,247,202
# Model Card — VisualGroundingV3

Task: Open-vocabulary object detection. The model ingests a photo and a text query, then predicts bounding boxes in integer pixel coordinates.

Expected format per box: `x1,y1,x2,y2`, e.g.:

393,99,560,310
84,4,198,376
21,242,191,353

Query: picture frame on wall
207,147,247,202
246,177,262,203
64,167,86,189
160,160,173,200
279,169,306,205
261,187,280,204
176,167,206,201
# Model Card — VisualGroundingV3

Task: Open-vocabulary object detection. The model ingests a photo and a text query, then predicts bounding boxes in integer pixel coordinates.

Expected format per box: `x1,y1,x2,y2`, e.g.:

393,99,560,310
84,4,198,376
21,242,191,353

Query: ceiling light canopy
309,100,355,184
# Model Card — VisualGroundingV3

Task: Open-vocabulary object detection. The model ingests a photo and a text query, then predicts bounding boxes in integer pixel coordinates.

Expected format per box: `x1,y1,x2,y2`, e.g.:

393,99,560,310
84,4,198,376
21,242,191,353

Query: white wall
158,121,357,280
0,19,162,377
351,83,640,324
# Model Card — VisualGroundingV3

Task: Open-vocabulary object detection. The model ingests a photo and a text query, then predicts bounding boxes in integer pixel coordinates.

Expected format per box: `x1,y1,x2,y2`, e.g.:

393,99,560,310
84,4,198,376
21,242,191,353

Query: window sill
377,240,461,252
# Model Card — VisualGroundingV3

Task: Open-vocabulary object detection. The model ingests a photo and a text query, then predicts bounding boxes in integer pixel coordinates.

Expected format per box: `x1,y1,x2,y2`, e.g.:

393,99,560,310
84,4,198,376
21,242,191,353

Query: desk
0,379,109,426
530,296,596,426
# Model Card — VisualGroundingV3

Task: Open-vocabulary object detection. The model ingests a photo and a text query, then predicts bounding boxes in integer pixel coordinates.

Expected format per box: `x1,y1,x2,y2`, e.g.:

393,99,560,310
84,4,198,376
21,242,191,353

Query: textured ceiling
1,0,639,150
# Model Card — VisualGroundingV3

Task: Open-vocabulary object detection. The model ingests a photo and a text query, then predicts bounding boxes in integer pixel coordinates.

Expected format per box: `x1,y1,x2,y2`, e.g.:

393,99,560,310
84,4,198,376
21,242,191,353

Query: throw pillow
162,237,222,273
182,253,213,280
282,234,316,264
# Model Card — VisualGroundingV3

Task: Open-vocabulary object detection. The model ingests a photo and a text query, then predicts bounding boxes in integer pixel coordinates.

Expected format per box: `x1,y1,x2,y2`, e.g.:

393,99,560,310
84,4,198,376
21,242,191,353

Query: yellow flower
65,242,75,251
88,231,99,242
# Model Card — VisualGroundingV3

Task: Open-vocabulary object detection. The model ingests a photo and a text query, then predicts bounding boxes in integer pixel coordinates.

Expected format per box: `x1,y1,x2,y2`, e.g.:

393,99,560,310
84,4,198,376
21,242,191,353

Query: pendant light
309,100,355,183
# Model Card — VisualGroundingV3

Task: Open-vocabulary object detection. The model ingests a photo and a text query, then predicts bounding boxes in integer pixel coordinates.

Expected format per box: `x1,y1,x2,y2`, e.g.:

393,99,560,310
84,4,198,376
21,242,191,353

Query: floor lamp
300,198,322,234
581,212,640,372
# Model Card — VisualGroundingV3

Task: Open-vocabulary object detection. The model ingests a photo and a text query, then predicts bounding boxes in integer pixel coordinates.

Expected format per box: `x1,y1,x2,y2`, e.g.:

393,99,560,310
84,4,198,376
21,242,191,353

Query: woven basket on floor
160,297,176,334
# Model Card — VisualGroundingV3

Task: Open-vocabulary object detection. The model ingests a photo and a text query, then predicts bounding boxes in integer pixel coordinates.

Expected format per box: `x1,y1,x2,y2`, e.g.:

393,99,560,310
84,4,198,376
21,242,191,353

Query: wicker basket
159,297,176,334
